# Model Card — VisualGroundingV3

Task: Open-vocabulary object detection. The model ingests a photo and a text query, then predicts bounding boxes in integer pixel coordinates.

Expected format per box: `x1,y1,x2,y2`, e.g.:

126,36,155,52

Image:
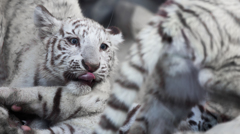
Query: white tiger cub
94,0,240,134
0,0,123,133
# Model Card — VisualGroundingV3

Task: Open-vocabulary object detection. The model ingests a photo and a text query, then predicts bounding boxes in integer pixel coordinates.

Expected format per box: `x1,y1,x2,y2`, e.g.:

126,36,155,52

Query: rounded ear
34,5,61,38
106,26,124,45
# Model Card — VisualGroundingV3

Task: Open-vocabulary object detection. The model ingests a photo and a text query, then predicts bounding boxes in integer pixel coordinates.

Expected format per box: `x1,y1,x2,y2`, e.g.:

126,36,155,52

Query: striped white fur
95,0,240,134
0,0,123,133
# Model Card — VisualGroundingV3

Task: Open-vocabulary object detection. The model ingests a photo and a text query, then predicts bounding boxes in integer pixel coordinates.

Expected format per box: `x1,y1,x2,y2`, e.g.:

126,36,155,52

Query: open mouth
77,72,96,87
64,71,97,87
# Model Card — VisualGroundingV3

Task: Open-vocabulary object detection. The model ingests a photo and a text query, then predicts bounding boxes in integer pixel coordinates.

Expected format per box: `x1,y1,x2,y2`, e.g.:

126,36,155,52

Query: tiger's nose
81,59,100,72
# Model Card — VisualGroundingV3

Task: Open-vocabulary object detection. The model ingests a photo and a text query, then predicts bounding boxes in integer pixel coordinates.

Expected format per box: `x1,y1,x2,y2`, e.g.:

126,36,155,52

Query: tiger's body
0,0,123,133
94,0,240,134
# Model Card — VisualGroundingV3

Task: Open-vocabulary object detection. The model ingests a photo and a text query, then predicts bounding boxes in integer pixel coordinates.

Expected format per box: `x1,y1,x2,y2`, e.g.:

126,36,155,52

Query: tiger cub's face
34,5,123,89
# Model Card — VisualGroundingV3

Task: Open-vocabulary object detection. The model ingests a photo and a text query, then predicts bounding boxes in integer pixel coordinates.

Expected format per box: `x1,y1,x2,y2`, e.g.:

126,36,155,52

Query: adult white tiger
0,0,123,133
94,0,240,134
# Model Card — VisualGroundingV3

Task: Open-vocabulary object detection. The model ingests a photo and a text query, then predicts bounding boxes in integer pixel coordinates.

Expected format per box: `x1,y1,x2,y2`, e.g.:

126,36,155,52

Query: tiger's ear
106,26,124,45
34,5,61,38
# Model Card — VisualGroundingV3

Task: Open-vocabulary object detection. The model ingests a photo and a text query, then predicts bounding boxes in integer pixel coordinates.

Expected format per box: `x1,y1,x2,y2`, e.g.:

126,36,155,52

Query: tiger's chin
63,71,103,95
65,81,93,95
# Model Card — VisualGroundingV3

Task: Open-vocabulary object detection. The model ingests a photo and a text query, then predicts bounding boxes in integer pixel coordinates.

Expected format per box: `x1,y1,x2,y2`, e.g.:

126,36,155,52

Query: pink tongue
78,72,95,81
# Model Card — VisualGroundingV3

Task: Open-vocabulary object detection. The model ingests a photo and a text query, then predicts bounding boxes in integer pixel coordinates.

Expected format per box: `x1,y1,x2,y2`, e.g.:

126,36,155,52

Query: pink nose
82,60,100,72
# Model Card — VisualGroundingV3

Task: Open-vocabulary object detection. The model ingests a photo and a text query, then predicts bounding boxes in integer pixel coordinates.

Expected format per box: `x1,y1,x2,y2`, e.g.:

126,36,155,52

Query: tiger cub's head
34,5,123,94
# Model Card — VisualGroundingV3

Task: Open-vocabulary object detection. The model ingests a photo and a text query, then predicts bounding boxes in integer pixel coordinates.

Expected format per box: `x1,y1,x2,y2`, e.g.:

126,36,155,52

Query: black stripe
201,40,207,64
60,127,65,132
34,67,40,86
181,30,195,61
48,128,55,134
129,62,147,74
64,123,75,134
72,20,81,25
38,92,42,101
174,2,214,51
66,107,82,120
136,39,145,66
42,102,47,119
107,94,129,112
99,115,118,132
45,38,52,61
195,5,224,47
115,79,139,91
47,88,62,121
174,10,197,39
59,25,64,37
51,38,57,66
123,105,141,125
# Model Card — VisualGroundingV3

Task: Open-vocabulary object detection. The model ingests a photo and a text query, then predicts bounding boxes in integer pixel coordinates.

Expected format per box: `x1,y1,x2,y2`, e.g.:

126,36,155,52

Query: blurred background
79,0,166,62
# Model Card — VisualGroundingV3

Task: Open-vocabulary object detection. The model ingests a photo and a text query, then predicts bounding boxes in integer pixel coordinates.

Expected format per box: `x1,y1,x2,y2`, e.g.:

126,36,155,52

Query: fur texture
94,0,240,134
0,0,123,133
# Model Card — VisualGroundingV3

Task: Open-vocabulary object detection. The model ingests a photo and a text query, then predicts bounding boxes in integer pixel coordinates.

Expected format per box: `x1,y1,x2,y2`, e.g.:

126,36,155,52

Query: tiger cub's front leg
0,85,109,125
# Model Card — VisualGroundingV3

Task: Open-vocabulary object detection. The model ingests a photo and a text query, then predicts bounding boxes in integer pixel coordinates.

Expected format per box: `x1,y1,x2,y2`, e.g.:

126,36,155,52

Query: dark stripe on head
72,29,76,34
99,115,118,132
64,123,75,134
75,24,80,29
59,25,64,37
107,94,129,112
48,88,62,121
45,38,52,61
43,65,63,82
55,54,62,60
115,79,139,91
72,20,81,25
51,38,57,66
123,105,141,125
58,56,67,65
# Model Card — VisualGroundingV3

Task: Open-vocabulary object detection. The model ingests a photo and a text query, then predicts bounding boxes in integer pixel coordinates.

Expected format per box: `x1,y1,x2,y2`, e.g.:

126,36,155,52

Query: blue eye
100,43,108,50
69,38,78,45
